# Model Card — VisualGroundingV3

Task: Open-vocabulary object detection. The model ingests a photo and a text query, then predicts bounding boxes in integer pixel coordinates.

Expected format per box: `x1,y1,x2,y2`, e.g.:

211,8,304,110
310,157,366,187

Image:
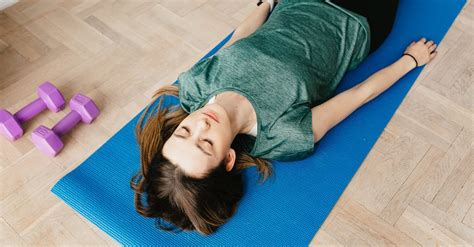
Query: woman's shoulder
250,103,315,162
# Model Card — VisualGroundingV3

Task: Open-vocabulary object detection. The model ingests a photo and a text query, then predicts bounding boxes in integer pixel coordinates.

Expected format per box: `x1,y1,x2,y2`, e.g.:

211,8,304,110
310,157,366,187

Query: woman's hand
403,37,438,68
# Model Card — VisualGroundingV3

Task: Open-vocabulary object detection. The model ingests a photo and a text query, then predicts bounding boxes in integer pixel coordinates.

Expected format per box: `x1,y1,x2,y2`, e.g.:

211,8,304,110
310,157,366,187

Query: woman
131,0,437,235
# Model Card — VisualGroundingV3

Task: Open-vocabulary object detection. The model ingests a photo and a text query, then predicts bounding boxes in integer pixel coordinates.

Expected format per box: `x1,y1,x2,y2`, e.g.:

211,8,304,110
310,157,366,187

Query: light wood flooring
0,0,472,245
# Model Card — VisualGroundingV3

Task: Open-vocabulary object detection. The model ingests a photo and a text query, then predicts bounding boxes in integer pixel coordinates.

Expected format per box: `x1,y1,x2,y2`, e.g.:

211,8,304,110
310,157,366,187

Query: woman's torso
177,0,371,161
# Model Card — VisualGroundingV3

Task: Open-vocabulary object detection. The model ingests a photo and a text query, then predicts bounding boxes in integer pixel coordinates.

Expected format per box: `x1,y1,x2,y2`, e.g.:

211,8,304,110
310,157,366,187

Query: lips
203,111,219,123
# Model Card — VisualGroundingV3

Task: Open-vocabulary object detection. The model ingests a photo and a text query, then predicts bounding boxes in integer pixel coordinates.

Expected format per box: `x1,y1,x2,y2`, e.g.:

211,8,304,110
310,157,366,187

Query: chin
205,104,227,121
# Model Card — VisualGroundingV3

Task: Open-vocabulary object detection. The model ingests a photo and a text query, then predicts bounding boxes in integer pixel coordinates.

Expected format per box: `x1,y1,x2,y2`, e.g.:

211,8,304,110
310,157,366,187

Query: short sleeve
252,103,315,161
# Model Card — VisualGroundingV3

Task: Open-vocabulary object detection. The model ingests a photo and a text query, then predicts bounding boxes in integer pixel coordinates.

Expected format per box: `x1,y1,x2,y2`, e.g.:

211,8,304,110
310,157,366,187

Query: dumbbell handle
13,98,47,123
52,111,81,137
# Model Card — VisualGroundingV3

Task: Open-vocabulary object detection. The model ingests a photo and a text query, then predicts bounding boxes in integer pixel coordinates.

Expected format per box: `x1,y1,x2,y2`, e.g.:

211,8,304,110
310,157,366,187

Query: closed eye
174,126,213,156
203,139,213,146
182,126,190,134
179,127,213,145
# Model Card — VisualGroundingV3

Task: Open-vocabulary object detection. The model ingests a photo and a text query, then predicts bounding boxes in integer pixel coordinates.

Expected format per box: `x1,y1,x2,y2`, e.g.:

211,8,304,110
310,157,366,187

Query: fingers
429,50,437,60
417,37,438,52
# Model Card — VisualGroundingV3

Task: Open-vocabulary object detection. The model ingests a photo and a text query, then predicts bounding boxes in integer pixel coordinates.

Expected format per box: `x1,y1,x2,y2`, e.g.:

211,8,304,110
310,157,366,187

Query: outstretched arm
221,1,272,49
311,37,438,142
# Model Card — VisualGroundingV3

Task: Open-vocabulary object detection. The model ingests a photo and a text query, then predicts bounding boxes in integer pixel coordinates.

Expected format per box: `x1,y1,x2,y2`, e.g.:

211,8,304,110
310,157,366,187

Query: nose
195,118,211,133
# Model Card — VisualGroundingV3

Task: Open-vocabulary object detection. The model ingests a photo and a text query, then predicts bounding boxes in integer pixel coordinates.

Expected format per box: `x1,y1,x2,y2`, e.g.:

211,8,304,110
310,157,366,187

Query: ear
225,148,236,172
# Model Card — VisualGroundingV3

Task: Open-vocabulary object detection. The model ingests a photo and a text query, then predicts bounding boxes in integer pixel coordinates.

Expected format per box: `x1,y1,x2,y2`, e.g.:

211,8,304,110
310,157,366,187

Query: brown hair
130,84,273,235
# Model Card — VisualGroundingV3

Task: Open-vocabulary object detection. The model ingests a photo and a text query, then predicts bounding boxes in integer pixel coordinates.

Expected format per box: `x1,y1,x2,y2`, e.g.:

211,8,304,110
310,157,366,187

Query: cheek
213,126,233,149
161,139,172,156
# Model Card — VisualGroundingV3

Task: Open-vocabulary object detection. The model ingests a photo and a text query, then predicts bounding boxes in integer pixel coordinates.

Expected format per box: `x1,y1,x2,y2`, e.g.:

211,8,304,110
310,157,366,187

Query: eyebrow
173,133,212,156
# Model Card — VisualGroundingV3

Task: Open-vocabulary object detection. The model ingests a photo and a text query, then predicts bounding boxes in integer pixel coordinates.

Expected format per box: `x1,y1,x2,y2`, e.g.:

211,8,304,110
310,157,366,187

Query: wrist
400,54,417,71
258,0,274,12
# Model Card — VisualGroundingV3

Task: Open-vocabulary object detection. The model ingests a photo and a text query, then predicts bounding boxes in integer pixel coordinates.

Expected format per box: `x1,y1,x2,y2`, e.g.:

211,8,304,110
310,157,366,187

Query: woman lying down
130,0,438,235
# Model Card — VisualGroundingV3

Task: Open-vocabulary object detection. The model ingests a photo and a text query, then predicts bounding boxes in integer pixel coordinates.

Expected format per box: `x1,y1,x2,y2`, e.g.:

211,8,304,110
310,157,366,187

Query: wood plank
0,12,20,36
432,150,474,211
395,197,472,246
310,229,343,246
347,131,430,214
20,203,108,245
44,8,113,55
0,37,9,52
384,112,452,151
462,204,474,228
411,197,473,244
0,217,26,245
379,145,445,225
415,127,473,202
1,26,50,61
447,172,474,223
156,0,206,18
341,200,420,246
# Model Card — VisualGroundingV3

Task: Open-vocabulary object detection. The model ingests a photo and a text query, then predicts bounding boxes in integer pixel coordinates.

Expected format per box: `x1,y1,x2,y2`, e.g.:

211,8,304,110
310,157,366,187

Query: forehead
163,136,213,178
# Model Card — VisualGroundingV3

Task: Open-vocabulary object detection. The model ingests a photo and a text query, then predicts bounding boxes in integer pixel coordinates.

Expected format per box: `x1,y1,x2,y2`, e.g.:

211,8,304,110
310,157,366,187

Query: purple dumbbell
0,82,65,141
31,93,100,157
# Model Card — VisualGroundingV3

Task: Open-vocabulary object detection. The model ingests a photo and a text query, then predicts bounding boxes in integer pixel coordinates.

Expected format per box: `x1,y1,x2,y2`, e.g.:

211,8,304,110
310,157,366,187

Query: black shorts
330,0,400,53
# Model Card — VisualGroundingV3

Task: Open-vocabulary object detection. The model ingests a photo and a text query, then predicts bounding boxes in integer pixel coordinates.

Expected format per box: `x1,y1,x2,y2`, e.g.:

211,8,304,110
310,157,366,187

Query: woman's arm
311,37,438,142
221,1,272,49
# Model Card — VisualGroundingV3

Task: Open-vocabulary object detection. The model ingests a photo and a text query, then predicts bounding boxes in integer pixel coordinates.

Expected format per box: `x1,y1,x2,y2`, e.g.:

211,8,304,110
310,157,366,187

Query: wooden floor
0,0,472,245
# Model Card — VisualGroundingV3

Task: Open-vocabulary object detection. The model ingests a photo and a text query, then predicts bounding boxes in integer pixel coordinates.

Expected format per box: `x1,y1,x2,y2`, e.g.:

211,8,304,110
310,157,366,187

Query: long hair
130,84,273,235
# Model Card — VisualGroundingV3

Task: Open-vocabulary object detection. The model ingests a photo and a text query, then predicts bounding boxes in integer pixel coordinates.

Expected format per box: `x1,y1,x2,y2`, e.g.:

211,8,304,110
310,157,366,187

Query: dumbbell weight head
69,93,100,124
31,125,64,157
31,93,100,157
0,82,65,141
37,82,66,112
0,109,23,141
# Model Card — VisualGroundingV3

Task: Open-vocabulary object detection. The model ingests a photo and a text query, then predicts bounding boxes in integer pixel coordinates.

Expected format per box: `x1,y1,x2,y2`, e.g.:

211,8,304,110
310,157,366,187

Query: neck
213,92,255,138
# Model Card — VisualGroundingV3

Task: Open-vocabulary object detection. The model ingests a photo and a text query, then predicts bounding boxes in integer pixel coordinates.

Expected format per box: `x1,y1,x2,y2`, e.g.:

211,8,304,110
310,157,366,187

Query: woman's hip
330,0,400,53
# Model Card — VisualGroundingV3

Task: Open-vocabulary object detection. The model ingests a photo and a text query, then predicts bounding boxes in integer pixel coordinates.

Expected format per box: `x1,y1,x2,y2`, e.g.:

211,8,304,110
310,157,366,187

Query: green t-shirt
177,0,370,161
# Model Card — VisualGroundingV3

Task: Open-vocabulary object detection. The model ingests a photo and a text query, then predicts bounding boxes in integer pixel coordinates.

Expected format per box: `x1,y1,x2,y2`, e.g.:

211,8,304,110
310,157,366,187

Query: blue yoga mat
51,0,466,245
